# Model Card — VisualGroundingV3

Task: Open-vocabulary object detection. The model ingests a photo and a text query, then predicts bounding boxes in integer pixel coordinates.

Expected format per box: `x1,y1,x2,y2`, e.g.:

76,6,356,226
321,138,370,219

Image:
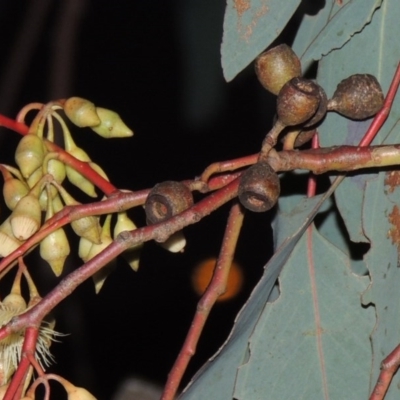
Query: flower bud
10,192,42,240
159,230,186,253
113,212,141,271
87,215,114,293
15,134,46,179
40,194,70,276
91,107,133,138
0,217,23,257
64,144,96,197
67,386,97,400
64,97,101,128
57,187,101,243
3,177,29,211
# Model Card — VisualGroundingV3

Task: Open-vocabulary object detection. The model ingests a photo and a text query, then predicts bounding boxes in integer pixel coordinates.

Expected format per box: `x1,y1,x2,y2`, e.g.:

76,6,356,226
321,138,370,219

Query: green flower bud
3,177,29,211
10,192,42,240
91,107,133,138
15,134,46,179
57,186,101,244
40,194,70,276
64,97,101,128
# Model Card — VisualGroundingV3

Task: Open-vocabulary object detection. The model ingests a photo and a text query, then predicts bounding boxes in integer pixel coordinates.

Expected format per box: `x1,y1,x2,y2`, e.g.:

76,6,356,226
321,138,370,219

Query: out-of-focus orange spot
191,257,244,301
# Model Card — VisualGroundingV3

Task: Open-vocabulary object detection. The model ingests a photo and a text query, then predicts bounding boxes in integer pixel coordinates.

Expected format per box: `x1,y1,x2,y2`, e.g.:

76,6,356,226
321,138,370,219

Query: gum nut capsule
145,181,194,224
64,97,101,128
304,83,328,127
277,77,321,126
238,162,280,212
15,134,46,179
328,73,384,119
91,107,133,138
10,193,41,240
255,44,301,95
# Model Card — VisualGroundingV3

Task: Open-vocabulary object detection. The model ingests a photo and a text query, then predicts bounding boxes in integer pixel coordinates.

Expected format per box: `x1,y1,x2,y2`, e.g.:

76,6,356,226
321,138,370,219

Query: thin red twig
161,202,245,400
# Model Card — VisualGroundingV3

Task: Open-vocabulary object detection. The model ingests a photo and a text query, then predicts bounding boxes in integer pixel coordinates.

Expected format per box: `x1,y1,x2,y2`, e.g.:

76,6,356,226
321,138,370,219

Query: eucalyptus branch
0,177,240,342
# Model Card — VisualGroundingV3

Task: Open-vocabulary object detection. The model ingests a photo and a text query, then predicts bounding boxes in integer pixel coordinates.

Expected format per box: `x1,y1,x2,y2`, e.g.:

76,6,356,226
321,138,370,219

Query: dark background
0,1,313,398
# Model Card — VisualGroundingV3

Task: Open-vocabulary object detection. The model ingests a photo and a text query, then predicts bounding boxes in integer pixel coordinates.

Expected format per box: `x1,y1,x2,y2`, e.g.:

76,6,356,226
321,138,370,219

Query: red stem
161,202,245,400
4,327,39,400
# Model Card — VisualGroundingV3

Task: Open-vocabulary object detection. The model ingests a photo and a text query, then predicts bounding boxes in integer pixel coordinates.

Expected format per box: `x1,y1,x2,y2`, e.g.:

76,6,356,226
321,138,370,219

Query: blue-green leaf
293,0,382,69
221,0,301,82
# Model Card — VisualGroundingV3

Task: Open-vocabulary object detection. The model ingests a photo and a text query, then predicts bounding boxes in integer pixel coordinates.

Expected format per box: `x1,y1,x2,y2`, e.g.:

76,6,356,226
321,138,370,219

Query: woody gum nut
328,73,384,119
255,44,301,95
238,162,280,212
145,181,194,224
277,77,320,126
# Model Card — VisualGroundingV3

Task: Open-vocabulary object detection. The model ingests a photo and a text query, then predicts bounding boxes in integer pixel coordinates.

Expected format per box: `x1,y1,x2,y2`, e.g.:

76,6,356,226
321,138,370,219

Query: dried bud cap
255,44,301,95
10,192,41,240
0,217,23,257
15,134,46,178
277,77,321,126
3,177,29,211
91,107,133,138
64,97,101,128
238,162,280,212
145,181,194,224
328,73,384,119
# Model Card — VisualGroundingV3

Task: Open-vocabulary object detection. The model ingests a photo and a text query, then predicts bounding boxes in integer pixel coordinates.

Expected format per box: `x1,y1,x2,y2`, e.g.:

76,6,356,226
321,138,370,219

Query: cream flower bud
15,134,46,179
0,217,23,257
64,97,101,128
88,215,114,293
160,230,186,253
10,192,41,240
113,212,141,271
91,107,133,138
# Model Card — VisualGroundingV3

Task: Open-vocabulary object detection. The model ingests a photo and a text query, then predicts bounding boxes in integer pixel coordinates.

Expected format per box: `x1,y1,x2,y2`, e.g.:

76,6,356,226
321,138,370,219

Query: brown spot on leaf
387,205,400,255
234,0,251,17
385,170,400,193
234,0,269,43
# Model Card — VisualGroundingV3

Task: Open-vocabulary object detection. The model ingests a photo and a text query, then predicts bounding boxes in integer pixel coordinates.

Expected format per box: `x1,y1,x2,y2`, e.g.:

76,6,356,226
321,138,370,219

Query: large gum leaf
293,0,381,68
362,172,400,399
221,0,301,82
234,226,373,399
179,194,333,399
